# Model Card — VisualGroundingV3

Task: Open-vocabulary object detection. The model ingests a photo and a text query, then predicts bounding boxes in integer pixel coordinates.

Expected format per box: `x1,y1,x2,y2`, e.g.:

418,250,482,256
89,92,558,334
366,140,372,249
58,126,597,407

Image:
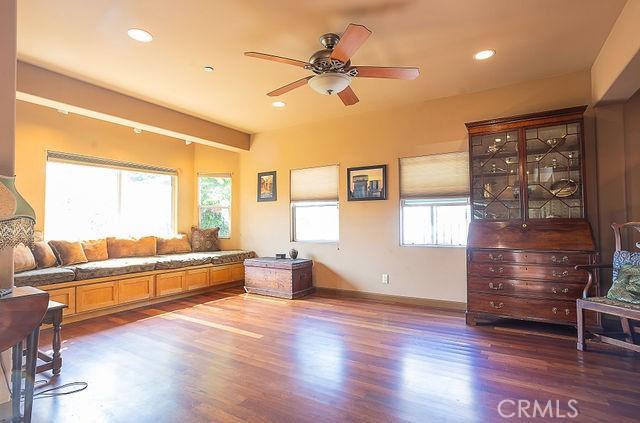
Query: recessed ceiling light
474,49,495,60
204,66,214,73
56,109,69,115
133,128,143,134
127,28,153,43
185,140,193,145
272,101,286,108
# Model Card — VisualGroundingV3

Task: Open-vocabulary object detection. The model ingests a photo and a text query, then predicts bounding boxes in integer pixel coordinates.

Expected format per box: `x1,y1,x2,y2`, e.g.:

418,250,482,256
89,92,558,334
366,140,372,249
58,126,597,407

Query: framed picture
257,171,277,202
347,164,387,201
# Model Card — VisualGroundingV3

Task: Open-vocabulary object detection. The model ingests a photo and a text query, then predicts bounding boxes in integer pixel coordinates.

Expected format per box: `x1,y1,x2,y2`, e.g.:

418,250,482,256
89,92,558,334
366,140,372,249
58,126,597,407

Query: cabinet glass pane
470,131,521,220
525,122,583,219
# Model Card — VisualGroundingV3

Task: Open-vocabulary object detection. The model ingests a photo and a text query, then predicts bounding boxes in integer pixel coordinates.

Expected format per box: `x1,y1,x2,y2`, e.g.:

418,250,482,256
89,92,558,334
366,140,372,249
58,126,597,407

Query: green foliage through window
199,176,231,237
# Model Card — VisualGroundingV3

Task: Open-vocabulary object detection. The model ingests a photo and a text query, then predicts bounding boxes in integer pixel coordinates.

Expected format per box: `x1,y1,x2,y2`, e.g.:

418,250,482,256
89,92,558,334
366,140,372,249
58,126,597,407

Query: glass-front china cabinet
465,106,600,328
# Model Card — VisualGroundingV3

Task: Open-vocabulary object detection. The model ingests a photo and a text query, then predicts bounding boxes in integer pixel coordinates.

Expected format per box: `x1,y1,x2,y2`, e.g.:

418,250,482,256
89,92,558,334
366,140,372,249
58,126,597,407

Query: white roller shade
290,165,339,202
400,152,469,198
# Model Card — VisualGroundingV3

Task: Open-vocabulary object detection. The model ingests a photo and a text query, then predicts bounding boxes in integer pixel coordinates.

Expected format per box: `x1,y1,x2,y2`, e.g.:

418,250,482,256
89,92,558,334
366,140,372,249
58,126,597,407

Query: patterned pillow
612,250,640,280
190,227,220,252
607,264,640,304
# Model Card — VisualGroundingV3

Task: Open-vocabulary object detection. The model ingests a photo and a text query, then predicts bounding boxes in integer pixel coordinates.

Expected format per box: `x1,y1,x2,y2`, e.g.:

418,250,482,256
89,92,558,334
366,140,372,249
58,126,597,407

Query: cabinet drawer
45,287,76,316
468,277,585,300
231,265,245,281
156,271,185,297
186,268,209,291
210,267,232,286
468,262,587,282
471,250,591,266
77,281,118,313
468,293,596,324
119,276,154,304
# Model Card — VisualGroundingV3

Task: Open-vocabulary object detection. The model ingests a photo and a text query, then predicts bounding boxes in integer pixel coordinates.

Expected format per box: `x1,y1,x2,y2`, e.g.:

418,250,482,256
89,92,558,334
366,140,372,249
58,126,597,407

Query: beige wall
239,71,592,302
15,100,241,248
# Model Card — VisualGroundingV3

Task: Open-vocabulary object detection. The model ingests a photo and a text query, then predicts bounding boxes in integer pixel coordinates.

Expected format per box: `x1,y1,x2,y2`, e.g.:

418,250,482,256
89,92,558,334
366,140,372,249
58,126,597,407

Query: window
400,152,470,246
291,165,339,242
45,152,176,240
198,174,231,238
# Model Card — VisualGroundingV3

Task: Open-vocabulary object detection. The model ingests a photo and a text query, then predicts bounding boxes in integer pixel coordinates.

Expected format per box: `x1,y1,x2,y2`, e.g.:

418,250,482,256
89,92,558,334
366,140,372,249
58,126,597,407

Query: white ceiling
17,0,626,134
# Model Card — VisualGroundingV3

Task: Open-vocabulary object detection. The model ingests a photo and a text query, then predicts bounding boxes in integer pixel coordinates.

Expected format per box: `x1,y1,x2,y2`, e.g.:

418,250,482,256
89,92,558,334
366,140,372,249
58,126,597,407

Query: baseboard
314,287,467,312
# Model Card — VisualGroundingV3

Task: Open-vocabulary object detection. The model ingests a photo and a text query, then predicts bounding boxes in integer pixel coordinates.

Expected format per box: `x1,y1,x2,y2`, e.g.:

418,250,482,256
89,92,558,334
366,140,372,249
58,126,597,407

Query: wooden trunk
244,258,314,299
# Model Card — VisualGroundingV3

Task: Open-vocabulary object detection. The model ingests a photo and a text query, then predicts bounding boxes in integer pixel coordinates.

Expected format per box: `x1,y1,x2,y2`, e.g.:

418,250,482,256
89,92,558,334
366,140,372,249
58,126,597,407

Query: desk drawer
468,277,585,300
471,250,591,266
468,262,587,282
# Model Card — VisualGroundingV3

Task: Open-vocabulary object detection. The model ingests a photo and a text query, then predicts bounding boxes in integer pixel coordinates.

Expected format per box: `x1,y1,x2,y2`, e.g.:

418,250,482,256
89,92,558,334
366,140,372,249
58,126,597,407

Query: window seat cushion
153,253,213,270
71,257,158,280
206,250,256,265
14,267,76,287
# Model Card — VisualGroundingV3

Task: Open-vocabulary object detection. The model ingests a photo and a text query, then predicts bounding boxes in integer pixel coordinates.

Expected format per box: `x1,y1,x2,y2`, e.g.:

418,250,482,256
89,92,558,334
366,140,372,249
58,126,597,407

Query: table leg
11,340,22,421
23,328,40,423
52,310,62,375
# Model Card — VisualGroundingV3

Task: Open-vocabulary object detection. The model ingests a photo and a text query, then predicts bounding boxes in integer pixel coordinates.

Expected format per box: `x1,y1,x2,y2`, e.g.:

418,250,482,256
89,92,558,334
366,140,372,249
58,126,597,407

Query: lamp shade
308,73,351,95
0,175,35,251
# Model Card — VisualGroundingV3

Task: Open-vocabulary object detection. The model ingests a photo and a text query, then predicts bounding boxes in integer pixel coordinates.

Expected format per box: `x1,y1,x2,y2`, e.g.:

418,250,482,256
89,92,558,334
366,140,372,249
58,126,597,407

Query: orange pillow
157,234,191,255
107,236,157,258
14,243,36,273
31,241,58,269
82,239,109,262
48,240,89,266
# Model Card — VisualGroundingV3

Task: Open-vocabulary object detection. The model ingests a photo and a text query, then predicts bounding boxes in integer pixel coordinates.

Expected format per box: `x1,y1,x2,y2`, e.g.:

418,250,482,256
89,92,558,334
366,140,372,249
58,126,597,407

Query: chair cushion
612,250,640,280
14,267,76,287
153,252,213,270
583,296,640,311
71,257,157,280
607,264,640,304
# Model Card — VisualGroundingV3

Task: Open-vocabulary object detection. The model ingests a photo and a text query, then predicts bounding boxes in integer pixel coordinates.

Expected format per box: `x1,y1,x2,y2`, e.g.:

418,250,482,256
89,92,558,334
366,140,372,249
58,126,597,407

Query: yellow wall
239,71,592,303
15,100,240,249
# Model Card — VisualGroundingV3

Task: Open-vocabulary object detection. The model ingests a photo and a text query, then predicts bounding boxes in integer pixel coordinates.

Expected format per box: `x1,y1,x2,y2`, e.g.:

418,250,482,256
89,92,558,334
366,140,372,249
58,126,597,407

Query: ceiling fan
244,23,420,106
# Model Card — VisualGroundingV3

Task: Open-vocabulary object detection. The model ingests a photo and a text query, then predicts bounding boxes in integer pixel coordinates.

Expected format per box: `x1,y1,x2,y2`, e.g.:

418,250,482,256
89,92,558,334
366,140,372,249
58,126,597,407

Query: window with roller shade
399,152,470,246
290,165,339,242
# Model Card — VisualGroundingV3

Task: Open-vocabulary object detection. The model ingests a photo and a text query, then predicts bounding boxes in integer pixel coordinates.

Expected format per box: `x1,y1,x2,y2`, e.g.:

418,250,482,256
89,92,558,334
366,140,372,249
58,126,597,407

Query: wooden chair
576,222,640,353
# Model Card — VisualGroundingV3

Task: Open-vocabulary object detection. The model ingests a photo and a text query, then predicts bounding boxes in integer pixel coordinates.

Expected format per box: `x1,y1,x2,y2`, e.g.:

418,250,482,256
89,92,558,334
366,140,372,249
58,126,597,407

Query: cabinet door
524,122,584,219
119,276,154,304
46,287,76,316
156,271,186,297
210,267,232,286
186,268,209,291
470,130,521,220
231,264,245,281
77,281,118,313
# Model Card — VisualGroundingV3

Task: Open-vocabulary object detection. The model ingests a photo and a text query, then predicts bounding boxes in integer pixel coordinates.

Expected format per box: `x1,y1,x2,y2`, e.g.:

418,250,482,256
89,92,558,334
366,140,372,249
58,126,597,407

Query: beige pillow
190,227,220,252
82,239,108,262
48,240,89,266
14,243,36,273
107,236,157,258
31,241,58,269
157,234,191,255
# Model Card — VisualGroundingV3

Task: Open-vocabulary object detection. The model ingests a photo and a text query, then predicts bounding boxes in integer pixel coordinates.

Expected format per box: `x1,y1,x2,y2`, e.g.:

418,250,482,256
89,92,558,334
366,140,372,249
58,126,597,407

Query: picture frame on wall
347,164,387,201
257,171,277,202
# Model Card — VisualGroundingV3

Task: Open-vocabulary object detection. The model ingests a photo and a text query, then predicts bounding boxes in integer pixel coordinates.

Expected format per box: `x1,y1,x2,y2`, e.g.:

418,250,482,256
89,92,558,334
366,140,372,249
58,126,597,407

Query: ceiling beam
16,61,250,151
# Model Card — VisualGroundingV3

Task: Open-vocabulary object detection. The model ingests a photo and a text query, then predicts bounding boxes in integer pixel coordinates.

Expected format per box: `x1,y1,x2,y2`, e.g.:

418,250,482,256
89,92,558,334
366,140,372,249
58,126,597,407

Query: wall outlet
382,274,389,284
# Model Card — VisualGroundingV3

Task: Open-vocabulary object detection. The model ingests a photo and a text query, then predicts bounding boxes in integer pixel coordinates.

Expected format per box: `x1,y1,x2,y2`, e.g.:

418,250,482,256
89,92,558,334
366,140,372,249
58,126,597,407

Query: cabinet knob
490,301,504,309
551,255,569,263
522,223,528,229
552,270,569,278
489,267,504,274
488,282,504,290
489,253,503,262
552,287,569,294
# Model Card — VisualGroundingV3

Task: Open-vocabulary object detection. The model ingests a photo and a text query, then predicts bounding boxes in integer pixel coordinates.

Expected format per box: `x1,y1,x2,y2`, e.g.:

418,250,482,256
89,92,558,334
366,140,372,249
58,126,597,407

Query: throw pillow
82,239,109,262
107,236,157,258
14,243,36,273
607,264,640,304
612,250,640,280
190,227,220,252
157,234,192,255
48,240,89,266
31,241,58,268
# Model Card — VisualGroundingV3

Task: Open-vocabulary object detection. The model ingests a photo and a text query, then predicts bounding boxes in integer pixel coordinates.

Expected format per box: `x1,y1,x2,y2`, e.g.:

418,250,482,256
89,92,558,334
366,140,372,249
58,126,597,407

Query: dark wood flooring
32,288,640,422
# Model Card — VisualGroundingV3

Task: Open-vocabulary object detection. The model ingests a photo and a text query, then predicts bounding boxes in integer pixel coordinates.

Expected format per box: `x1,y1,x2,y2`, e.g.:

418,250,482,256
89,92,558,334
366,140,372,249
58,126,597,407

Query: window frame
400,196,470,248
197,173,232,239
290,200,340,243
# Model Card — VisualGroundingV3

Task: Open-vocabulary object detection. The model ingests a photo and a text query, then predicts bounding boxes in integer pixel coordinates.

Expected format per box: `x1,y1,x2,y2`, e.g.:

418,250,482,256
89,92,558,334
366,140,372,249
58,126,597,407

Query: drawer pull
489,253,503,262
489,267,504,274
551,287,569,294
551,255,569,263
552,270,569,278
552,307,571,316
488,282,504,290
489,301,504,309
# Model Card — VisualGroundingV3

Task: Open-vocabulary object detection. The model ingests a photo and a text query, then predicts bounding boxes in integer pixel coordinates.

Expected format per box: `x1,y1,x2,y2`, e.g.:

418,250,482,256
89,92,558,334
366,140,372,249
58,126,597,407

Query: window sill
291,240,339,244
401,244,467,249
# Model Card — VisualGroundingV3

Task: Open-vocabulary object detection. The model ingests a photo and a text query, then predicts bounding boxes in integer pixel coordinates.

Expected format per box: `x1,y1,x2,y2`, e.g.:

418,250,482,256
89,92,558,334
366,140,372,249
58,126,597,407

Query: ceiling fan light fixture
308,73,351,96
127,28,153,43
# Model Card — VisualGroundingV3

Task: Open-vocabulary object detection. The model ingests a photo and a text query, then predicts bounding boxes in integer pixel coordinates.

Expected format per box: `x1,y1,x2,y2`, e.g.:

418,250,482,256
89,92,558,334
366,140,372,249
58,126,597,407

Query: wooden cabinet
465,106,599,327
156,271,185,297
210,267,232,286
186,268,209,291
119,276,154,304
46,287,76,316
77,281,118,313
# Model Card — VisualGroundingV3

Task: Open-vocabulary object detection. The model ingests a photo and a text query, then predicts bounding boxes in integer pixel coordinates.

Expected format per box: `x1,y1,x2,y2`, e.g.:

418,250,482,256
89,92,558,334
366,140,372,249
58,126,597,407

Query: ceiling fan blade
338,86,359,106
267,76,313,97
330,24,372,63
244,52,308,68
353,66,420,80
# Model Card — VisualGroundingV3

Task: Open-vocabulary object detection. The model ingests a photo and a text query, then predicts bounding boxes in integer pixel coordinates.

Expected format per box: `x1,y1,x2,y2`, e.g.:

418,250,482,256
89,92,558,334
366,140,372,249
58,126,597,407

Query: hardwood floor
32,288,639,422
